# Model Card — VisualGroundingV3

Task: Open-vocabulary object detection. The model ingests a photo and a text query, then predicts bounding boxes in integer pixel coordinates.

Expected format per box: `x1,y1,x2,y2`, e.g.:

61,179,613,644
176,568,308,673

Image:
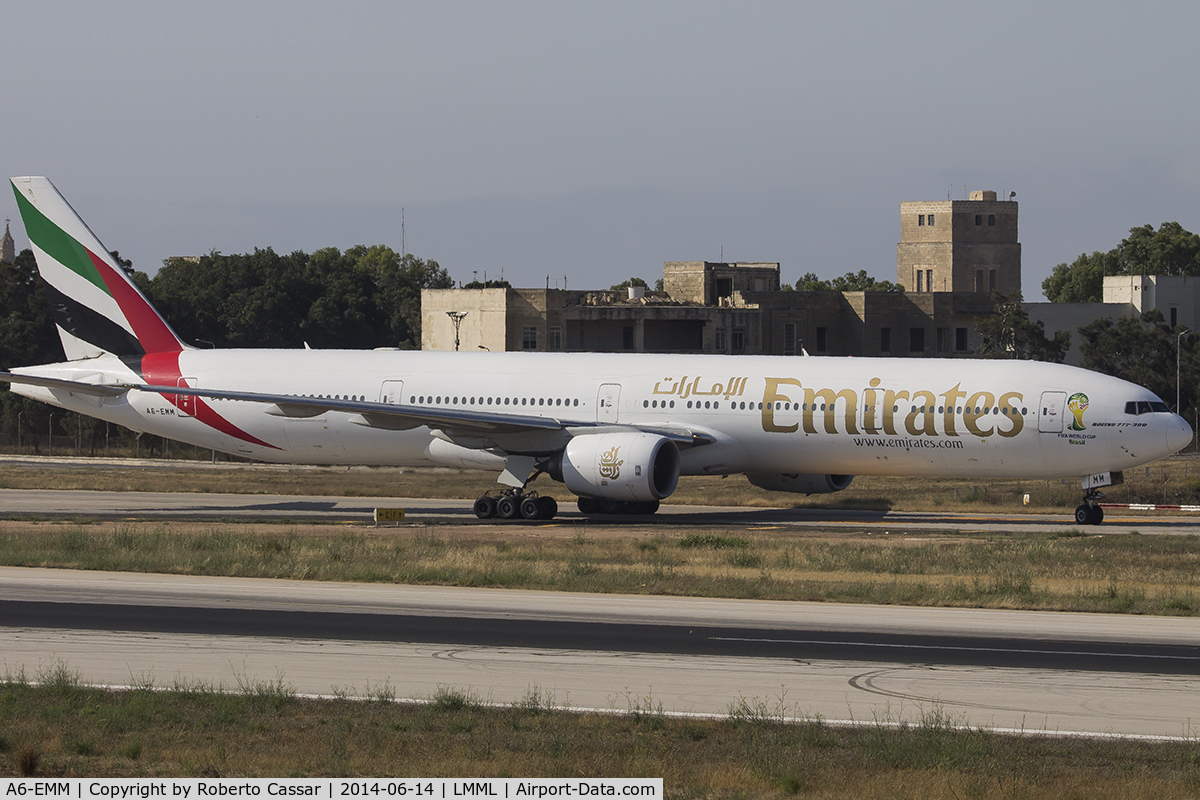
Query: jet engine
552,432,680,501
746,472,854,494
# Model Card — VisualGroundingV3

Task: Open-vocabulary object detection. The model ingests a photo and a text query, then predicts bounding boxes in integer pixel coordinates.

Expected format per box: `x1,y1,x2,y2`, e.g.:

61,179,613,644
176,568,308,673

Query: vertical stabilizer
10,176,185,360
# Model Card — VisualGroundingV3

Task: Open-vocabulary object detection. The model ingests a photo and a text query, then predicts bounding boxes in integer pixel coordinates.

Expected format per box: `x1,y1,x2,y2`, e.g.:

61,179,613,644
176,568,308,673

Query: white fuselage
12,350,1192,481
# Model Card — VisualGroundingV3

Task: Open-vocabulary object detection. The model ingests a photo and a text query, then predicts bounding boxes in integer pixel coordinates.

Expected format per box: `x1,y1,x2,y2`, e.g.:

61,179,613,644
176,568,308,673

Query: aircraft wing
1,371,716,445
0,371,130,397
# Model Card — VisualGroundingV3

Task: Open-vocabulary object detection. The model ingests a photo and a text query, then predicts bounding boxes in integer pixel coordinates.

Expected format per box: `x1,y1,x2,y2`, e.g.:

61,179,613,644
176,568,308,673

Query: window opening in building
783,322,797,356
522,326,538,350
622,326,635,350
989,270,996,291
955,327,968,351
910,327,925,353
549,326,562,350
937,327,949,353
916,270,924,292
816,327,828,353
975,270,984,293
880,327,891,354
918,214,925,226
715,326,728,351
975,214,982,226
1171,307,1178,327
927,214,935,226
731,328,745,353
988,214,995,226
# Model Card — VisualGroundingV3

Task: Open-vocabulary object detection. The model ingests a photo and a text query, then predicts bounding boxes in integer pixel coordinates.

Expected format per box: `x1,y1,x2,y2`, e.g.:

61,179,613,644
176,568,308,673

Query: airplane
1,176,1193,525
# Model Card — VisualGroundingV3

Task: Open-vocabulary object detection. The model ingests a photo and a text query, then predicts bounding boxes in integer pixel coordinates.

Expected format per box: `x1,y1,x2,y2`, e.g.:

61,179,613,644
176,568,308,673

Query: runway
2,568,1199,738
4,486,1200,534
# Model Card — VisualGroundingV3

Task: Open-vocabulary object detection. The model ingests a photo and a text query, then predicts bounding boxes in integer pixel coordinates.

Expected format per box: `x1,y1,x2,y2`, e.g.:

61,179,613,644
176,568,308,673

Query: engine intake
746,472,854,494
555,432,680,501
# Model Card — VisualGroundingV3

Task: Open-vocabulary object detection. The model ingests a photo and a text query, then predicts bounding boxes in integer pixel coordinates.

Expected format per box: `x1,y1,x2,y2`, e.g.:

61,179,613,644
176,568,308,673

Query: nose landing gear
1074,491,1105,526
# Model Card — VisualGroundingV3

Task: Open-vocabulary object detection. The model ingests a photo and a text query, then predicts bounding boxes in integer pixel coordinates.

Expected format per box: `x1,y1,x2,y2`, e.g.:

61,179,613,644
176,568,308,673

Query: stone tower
1,221,14,263
896,190,1021,295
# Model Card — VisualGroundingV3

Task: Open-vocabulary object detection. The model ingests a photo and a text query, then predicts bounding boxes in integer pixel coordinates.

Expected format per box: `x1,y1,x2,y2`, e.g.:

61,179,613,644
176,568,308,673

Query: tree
794,270,904,292
1042,222,1200,302
610,277,649,291
973,292,1069,362
1079,309,1198,414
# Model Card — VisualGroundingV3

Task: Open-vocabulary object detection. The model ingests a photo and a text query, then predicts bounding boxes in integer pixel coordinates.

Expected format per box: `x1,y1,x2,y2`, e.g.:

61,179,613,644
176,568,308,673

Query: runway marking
711,636,1200,661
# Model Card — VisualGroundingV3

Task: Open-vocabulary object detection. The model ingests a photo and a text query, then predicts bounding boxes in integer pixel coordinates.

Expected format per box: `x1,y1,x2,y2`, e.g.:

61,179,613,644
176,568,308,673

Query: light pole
446,311,468,352
1177,329,1191,413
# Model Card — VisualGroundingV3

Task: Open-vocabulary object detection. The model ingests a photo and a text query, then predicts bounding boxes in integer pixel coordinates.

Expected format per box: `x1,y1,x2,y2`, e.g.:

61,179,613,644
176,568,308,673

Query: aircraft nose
1168,414,1194,454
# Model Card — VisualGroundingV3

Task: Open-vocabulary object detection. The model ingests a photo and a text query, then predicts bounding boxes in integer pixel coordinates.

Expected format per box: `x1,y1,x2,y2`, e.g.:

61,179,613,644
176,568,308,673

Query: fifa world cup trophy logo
1067,392,1089,431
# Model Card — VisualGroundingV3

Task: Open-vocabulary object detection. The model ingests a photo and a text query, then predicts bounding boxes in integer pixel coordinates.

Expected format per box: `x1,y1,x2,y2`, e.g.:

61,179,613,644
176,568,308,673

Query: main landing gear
576,497,660,516
1074,489,1105,526
473,489,558,521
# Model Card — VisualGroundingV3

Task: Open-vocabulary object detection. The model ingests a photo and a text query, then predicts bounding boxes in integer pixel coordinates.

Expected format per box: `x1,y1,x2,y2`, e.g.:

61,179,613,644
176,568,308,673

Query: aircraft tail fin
10,176,185,360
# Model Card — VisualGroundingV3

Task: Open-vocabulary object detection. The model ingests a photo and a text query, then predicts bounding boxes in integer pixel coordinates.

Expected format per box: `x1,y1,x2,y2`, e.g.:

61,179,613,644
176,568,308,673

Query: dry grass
2,456,1199,515
2,519,1199,614
1,670,1199,797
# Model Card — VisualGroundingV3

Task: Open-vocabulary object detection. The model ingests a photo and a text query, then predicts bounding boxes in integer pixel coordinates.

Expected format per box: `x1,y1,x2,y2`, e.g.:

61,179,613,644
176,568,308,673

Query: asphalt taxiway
2,568,1198,738
3,486,1200,534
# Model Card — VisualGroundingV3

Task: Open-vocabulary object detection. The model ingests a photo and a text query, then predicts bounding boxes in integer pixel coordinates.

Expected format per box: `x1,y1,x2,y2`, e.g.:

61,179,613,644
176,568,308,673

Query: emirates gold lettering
756,377,1025,441
598,446,623,480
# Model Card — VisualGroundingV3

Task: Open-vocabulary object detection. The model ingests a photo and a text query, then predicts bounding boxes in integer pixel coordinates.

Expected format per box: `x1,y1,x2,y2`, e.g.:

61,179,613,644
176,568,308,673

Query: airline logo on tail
11,177,184,360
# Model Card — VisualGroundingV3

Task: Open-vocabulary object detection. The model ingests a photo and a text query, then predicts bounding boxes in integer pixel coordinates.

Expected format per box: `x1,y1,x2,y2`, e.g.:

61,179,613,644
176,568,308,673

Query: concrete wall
421,288,509,352
1024,301,1132,366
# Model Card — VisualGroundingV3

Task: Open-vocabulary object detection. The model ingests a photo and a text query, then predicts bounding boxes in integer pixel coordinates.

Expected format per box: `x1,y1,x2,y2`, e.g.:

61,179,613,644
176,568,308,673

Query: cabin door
1038,391,1066,433
597,383,621,423
379,380,405,405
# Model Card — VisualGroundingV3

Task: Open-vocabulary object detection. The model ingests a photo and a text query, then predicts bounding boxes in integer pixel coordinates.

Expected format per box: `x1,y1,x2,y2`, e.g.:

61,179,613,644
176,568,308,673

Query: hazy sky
3,2,1197,299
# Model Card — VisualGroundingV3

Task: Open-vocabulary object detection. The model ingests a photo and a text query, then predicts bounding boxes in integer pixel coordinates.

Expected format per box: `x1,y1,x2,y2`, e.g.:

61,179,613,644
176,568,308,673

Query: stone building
897,190,1021,295
422,191,1025,358
1,221,15,263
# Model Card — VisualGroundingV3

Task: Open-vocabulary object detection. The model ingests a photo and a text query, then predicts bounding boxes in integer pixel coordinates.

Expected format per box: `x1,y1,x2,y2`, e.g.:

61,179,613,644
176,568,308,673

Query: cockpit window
1126,400,1172,415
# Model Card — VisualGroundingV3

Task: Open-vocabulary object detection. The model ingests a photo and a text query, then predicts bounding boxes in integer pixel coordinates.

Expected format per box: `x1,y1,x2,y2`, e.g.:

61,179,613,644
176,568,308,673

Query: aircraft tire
496,495,520,520
538,496,558,519
474,496,497,519
627,500,660,515
1074,504,1093,525
577,497,598,514
599,498,624,514
519,496,542,520
1092,505,1104,525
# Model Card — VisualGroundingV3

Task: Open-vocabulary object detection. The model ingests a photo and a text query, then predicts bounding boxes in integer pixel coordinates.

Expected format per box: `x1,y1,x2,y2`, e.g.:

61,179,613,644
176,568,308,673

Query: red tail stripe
140,352,282,451
87,249,183,354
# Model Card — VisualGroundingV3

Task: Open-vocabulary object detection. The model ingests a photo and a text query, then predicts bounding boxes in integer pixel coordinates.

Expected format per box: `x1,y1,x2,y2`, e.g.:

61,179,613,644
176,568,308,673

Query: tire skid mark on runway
847,668,1062,717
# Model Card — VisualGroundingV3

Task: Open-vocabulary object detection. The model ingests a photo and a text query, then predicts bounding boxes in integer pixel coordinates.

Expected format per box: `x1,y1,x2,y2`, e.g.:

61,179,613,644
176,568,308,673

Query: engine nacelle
746,472,854,495
555,432,680,501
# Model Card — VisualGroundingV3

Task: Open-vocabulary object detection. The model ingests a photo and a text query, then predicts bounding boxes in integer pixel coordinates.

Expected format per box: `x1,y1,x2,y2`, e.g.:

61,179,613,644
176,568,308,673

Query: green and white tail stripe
11,176,185,360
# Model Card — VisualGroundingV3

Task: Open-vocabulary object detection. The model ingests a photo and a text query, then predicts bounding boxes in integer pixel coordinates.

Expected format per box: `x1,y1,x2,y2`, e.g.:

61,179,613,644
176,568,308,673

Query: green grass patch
1,675,1199,796
3,521,1200,614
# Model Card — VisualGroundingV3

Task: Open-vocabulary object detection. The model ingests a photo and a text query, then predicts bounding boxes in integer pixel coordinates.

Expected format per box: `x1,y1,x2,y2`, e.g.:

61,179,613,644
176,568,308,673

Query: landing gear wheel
1091,505,1103,525
599,498,624,514
537,496,558,519
1074,504,1092,525
473,496,497,519
626,500,660,515
520,496,542,520
496,495,520,519
577,497,598,514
